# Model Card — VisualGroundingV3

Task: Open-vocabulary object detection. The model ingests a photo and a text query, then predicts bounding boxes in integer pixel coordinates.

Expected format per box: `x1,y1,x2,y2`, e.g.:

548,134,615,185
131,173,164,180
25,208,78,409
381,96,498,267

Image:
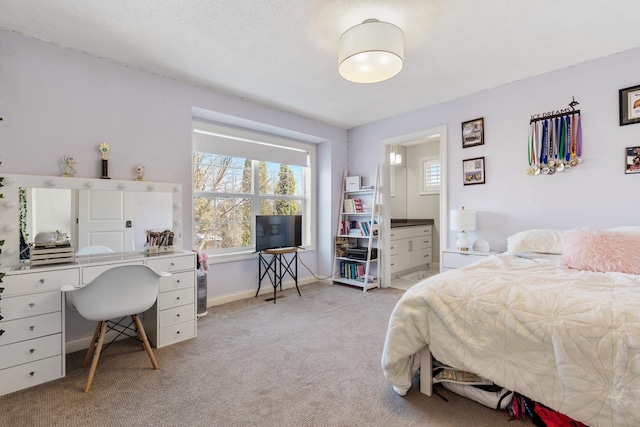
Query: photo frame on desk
619,84,640,126
463,157,485,185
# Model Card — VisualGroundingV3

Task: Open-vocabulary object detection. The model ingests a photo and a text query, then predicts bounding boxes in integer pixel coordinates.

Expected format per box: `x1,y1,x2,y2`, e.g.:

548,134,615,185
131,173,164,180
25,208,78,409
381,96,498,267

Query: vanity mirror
0,174,183,267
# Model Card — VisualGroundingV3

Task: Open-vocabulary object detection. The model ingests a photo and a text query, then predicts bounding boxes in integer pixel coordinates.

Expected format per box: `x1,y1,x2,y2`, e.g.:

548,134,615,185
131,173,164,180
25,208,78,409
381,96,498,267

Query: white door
77,190,134,252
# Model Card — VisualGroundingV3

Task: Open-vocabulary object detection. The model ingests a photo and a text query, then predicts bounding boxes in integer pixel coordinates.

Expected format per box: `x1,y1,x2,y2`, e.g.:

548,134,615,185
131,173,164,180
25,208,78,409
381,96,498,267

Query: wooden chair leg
132,314,158,370
131,315,145,351
82,321,103,369
84,321,108,392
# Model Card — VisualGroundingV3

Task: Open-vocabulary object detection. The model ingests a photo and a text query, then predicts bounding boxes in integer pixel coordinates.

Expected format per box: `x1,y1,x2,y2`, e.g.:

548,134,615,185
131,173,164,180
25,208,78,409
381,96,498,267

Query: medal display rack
526,97,583,176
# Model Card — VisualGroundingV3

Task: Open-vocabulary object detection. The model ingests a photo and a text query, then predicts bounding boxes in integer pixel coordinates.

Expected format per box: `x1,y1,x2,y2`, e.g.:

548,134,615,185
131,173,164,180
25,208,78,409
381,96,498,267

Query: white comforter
382,253,640,426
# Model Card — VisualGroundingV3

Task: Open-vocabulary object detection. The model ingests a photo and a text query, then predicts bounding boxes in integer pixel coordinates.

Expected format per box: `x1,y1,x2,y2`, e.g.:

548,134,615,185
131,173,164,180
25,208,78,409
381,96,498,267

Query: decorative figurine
59,155,77,177
99,142,110,179
135,164,145,181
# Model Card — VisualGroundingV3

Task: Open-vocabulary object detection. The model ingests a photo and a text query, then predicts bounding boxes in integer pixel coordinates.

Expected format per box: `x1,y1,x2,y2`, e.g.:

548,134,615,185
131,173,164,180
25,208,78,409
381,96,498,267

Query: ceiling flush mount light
338,19,404,84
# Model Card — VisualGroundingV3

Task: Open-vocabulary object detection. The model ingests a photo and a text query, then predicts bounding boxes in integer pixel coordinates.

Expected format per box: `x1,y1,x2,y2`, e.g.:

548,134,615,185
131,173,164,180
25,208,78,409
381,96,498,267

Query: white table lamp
450,206,476,251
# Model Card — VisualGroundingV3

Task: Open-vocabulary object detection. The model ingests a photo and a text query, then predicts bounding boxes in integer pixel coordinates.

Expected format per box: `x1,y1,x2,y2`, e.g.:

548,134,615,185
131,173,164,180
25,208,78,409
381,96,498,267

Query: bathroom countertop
390,219,435,228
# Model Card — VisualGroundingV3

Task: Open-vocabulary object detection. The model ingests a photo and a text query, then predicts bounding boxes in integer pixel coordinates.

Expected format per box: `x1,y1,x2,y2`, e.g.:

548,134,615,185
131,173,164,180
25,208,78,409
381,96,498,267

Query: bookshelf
333,166,380,292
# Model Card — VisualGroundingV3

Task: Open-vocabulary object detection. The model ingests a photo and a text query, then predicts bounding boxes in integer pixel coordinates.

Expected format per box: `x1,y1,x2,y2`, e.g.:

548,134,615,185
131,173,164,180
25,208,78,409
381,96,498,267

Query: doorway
379,125,448,289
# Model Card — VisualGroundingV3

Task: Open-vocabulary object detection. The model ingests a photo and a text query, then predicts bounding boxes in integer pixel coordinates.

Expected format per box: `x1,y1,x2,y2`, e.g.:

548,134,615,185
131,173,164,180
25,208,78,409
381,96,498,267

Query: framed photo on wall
463,157,485,185
619,84,640,126
461,117,484,148
625,146,640,174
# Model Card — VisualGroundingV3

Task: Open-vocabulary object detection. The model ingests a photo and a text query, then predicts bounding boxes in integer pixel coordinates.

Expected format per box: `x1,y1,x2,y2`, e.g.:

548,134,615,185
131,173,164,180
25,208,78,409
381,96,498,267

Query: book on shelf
343,198,364,213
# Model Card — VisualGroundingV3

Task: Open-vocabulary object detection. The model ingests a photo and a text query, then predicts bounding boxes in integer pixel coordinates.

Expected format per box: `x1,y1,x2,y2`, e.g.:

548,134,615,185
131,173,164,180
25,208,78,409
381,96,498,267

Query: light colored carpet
0,282,517,427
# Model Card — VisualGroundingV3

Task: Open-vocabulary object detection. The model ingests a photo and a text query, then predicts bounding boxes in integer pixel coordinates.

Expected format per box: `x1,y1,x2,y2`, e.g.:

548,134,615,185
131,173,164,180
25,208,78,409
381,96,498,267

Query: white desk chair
61,265,170,392
75,246,114,256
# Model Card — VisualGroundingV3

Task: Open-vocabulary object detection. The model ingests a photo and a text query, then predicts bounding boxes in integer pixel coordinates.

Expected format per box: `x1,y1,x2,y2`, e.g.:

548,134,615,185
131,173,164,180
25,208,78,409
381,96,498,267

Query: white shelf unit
333,167,381,292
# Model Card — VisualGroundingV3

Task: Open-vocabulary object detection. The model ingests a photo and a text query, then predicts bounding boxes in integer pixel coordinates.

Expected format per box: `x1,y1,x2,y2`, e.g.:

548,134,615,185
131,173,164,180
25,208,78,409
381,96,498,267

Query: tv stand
256,247,300,304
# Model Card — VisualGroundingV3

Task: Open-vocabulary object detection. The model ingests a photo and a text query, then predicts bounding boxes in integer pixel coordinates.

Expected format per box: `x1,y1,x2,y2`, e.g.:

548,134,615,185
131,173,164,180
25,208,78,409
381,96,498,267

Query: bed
382,228,640,427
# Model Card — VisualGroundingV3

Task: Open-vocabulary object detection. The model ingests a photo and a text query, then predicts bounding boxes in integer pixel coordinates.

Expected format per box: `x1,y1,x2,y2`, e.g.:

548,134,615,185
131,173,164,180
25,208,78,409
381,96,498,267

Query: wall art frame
463,156,485,185
619,84,640,126
625,146,640,174
461,117,484,148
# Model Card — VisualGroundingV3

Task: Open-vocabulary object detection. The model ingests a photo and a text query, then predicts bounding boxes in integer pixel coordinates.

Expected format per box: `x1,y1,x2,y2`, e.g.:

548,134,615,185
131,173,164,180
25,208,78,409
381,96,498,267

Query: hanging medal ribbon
527,97,582,176
576,114,583,163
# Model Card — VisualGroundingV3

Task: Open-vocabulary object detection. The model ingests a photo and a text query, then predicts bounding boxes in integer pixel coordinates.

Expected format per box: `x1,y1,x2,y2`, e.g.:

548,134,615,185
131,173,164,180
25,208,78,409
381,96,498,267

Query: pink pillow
560,229,640,274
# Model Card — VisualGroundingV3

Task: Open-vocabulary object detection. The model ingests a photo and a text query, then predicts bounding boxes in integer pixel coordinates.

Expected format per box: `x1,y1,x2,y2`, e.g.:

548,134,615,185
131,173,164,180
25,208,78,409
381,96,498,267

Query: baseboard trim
65,329,130,355
207,277,316,307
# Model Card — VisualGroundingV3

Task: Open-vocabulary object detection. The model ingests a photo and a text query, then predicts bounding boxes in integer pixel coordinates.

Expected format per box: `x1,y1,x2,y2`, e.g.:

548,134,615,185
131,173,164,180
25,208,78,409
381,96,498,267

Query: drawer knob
29,371,36,377
176,314,181,317
176,280,180,284
0,329,4,336
29,349,35,354
0,315,3,321
29,326,36,331
29,303,35,308
176,331,180,334
170,262,175,266
0,287,4,294
176,297,180,301
39,279,45,284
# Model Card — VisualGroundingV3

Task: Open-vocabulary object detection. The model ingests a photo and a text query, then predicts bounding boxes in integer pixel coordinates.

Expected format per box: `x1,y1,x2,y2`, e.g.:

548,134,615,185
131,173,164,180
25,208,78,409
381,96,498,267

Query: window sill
206,245,315,264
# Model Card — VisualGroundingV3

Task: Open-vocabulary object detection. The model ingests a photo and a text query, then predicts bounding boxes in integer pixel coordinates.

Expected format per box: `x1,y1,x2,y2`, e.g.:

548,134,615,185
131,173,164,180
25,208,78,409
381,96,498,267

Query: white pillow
607,226,640,235
507,229,564,254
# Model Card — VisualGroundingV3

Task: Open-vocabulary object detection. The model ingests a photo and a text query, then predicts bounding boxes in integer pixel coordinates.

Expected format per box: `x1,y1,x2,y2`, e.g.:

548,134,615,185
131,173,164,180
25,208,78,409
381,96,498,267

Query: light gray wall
348,47,640,252
0,29,347,304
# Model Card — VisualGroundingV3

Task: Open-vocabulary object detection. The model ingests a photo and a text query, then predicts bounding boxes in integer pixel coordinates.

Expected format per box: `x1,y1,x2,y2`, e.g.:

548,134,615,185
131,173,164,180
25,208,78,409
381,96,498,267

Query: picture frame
625,146,640,174
461,117,484,148
619,84,640,126
463,157,485,185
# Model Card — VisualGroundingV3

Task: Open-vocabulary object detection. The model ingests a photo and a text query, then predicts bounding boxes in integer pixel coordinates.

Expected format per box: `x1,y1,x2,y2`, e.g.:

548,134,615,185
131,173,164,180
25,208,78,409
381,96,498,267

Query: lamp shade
338,19,404,84
450,207,476,231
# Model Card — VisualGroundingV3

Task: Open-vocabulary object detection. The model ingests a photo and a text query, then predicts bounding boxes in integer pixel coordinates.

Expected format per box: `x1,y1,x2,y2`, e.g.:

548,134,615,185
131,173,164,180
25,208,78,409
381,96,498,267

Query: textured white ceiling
2,0,640,129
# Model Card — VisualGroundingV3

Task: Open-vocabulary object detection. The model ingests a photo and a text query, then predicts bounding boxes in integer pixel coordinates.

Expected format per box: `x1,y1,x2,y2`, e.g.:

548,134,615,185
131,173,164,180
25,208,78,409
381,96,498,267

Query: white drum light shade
338,19,404,84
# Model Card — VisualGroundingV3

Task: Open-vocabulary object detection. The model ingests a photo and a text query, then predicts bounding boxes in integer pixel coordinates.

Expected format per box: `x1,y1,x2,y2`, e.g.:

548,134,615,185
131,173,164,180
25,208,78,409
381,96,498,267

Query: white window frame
419,155,441,195
192,121,316,262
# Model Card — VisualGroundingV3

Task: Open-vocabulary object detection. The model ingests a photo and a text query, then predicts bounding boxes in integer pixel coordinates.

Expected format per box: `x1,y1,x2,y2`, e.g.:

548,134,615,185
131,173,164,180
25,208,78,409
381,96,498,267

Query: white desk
0,250,196,396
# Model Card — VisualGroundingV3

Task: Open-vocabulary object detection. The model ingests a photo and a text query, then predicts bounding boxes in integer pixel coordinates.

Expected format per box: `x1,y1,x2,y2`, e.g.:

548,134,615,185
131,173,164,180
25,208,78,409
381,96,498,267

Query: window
193,122,313,256
419,156,441,195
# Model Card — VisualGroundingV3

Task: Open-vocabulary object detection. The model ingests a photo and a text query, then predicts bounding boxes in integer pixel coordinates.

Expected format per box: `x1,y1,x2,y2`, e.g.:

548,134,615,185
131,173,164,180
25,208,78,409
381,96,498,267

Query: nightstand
441,249,499,272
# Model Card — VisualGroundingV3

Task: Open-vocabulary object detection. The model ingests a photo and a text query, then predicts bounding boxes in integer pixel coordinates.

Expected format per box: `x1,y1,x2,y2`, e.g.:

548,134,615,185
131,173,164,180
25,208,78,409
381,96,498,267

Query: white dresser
143,253,197,348
0,250,197,396
0,267,77,395
390,225,432,274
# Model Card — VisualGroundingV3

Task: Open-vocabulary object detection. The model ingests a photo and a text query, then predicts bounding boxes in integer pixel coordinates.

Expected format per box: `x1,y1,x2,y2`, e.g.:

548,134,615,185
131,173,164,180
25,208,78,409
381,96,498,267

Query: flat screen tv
255,215,302,251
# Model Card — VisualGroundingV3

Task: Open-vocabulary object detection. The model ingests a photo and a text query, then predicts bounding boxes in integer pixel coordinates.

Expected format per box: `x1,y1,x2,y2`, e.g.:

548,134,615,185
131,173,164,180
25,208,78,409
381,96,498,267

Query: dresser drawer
1,269,79,297
158,287,195,310
159,304,195,328
390,225,431,241
159,271,195,293
158,319,195,347
390,255,399,273
0,292,61,323
0,355,63,396
416,237,432,250
0,312,62,346
81,261,144,284
0,334,61,370
442,252,486,269
389,242,399,255
146,254,195,273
